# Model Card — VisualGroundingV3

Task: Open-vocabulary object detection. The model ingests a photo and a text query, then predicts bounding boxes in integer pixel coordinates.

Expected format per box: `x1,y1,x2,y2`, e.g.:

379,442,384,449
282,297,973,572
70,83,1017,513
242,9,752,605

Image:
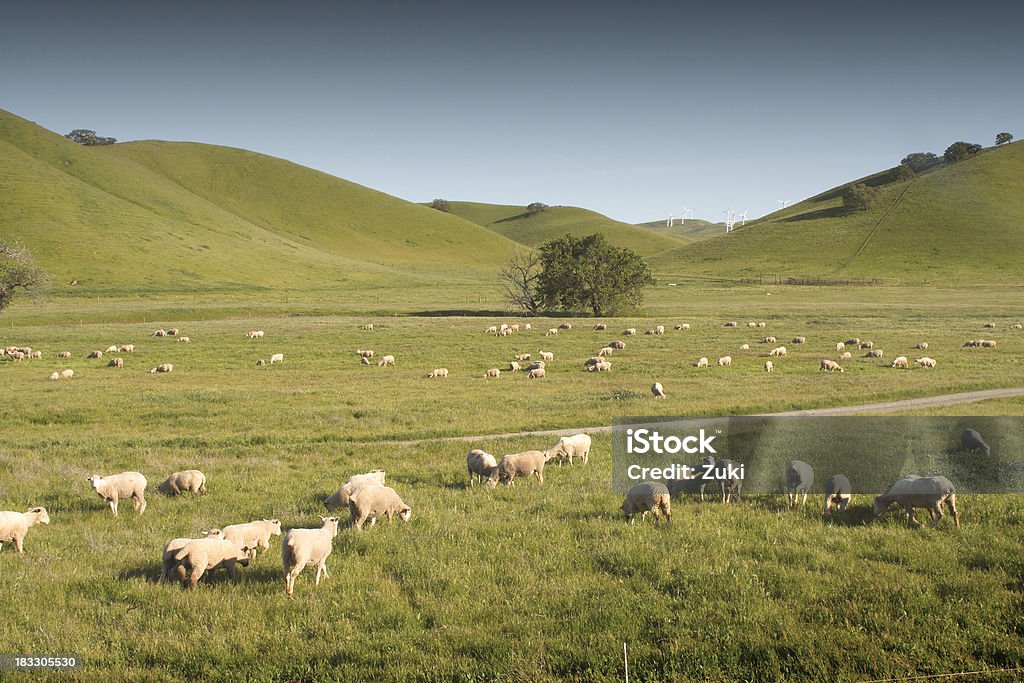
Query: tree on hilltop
995,132,1013,146
65,129,116,146
943,141,982,163
527,202,548,215
842,183,882,212
431,199,451,212
900,152,938,173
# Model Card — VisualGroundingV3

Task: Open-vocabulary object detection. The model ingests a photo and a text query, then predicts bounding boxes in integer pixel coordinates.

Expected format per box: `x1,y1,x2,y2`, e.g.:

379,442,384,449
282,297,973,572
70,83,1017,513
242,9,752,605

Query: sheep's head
87,475,103,490
202,528,223,538
28,507,50,525
398,506,412,523
319,516,341,537
872,496,893,518
267,519,282,535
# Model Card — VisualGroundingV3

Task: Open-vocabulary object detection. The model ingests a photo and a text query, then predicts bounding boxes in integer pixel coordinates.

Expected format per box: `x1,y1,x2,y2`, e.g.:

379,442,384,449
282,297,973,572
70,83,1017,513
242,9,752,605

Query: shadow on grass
781,206,848,223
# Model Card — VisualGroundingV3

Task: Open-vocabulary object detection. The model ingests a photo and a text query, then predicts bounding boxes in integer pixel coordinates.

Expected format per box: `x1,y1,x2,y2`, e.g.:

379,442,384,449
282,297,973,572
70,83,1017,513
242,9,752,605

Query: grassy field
2,288,1023,681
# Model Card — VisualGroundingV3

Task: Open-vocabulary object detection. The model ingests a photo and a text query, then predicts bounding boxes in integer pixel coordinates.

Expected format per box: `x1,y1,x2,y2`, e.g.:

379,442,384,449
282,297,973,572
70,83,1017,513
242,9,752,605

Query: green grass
635,217,720,241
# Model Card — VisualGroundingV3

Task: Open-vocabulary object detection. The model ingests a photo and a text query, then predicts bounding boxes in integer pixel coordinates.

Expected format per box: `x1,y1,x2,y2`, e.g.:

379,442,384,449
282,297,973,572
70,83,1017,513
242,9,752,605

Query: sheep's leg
109,498,119,516
286,570,297,596
189,567,204,590
838,497,849,514
929,505,944,528
537,470,544,485
801,491,808,507
947,496,960,527
903,505,921,527
15,536,24,553
136,495,147,514
227,561,238,581
823,495,833,516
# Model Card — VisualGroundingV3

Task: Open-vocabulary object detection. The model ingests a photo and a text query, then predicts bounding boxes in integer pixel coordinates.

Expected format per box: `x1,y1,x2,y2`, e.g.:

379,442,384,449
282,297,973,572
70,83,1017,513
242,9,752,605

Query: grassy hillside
444,201,685,257
636,217,720,241
650,143,1024,283
0,109,517,295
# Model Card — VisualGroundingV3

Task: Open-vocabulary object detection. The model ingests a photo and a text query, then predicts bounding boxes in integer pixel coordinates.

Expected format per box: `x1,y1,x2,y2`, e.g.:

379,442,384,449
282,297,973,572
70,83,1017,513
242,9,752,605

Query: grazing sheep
427,368,449,378
713,458,744,503
348,486,412,531
762,336,777,344
748,322,757,328
105,345,120,353
523,324,532,331
119,344,135,353
500,324,509,332
786,460,814,508
508,361,521,372
717,356,732,367
509,324,520,333
167,328,179,336
526,360,546,371
792,336,806,344
258,359,268,366
835,342,845,351
981,340,997,348
157,470,207,496
171,537,250,589
1012,324,1022,330
864,349,884,358
270,353,285,364
757,322,767,328
160,529,223,581
88,350,103,359
485,326,498,334
174,336,190,343
359,357,370,366
764,361,773,373
150,363,174,373
60,368,74,379
960,428,990,456
283,517,342,596
620,482,671,525
528,368,546,379
539,351,554,361
50,371,59,380
485,368,501,378
840,352,852,360
153,329,166,337
914,357,937,368
357,349,374,358
593,323,607,331
769,346,787,357
490,451,548,486
651,382,666,398
222,519,283,559
623,328,637,336
467,450,499,487
377,355,395,366
915,342,929,350
559,323,573,330
983,322,996,328
361,324,374,331
696,357,709,368
546,328,559,336
822,475,852,517
108,357,124,368
820,359,843,372
0,507,50,554
514,353,531,361
873,475,959,528
962,340,980,348
859,341,874,349
587,361,612,372
57,351,72,359
87,472,147,516
246,331,265,339
676,323,691,330
845,338,861,346
891,356,909,368
546,434,592,466
610,340,626,350
324,470,387,510
654,325,665,335
29,350,42,359
598,346,615,357
739,344,750,350
724,321,738,328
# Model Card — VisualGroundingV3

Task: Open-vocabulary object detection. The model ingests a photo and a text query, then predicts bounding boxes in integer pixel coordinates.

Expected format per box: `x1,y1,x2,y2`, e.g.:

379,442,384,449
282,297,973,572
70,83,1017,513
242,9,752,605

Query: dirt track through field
386,387,1024,446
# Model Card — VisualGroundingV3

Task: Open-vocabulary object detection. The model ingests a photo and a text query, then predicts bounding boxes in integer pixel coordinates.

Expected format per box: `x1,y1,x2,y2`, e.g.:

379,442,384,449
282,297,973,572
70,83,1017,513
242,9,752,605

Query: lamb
508,361,521,372
891,356,909,368
377,355,395,366
514,353,532,361
651,382,666,398
153,329,166,337
427,368,449,378
769,346,787,357
623,328,637,336
873,475,959,527
60,368,74,379
87,472,147,516
525,360,545,371
497,327,513,337
820,359,843,372
835,342,845,351
1013,324,1023,330
539,351,554,361
357,349,374,358
282,517,342,596
509,324,520,333
914,357,937,368
840,351,852,360
485,368,501,378
675,324,691,330
528,368,546,379
845,338,861,346
785,460,814,508
960,428,990,456
270,353,285,364
105,345,120,353
484,326,498,334
246,330,265,339
739,344,750,350
546,328,559,336
500,324,509,332
29,350,42,359
792,336,806,344
748,322,757,328
620,482,671,525
696,357,709,368
222,519,283,559
160,529,223,581
610,340,626,350
361,323,374,331
981,340,997,348
654,325,665,335
764,361,773,373
559,323,573,330
108,357,124,368
359,357,369,366
177,336,191,343
546,434,591,466
489,450,548,486
0,507,50,553
150,363,174,373
172,537,251,589
157,470,207,496
757,322,767,328
348,486,412,531
717,356,732,367
724,321,738,328
915,342,929,350
762,336,777,344
119,344,135,353
467,449,499,487
598,346,615,357
523,324,532,331
983,322,996,328
324,470,387,510
859,341,874,349
58,351,72,359
592,361,612,372
822,474,852,517
88,350,103,359
864,349,883,358
50,371,59,380
166,328,179,336
593,323,608,331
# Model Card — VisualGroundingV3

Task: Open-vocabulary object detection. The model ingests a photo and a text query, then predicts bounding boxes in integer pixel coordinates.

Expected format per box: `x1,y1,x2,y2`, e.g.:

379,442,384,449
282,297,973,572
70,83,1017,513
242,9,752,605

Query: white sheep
508,361,521,372
610,340,626,350
376,355,395,366
1012,324,1023,330
58,351,72,359
764,360,773,373
490,451,548,486
822,475,852,517
845,338,861,345
361,324,374,331
835,342,845,351
105,345,119,353
724,321,738,328
509,324,520,332
528,368,546,379
357,349,374,358
359,357,369,366
283,517,341,596
981,340,997,348
588,361,612,372
514,353,531,361
859,341,874,349
270,353,285,364
50,371,60,380
623,328,637,336
546,434,591,466
177,336,191,343
840,351,852,360
820,359,843,372
246,330,265,339
153,329,166,337
60,368,74,379
88,350,103,359
157,470,207,496
348,486,412,531
546,328,559,336
222,519,283,559
87,472,147,516
915,342,929,350
258,359,269,366
167,328,179,336
620,482,671,525
748,322,757,328
739,344,750,351
593,323,608,331
526,360,545,371
559,323,573,330
651,382,666,398
427,368,449,378
676,323,691,330
696,357,709,368
172,537,251,589
150,363,174,373
29,350,42,359
654,325,665,335
769,346,787,357
873,475,959,527
324,470,386,510
119,344,135,353
864,349,883,358
786,460,814,508
914,357,937,368
792,336,806,344
523,324,532,331
485,368,501,378
467,450,499,487
160,529,223,582
762,336,777,344
598,346,614,357
891,356,909,368
983,322,996,328
108,357,124,368
0,507,50,554
539,351,554,361
717,356,732,367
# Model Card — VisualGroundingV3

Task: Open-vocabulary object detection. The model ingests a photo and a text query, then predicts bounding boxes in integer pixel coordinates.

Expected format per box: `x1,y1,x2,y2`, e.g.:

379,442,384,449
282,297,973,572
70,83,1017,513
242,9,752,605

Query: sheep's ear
320,516,327,522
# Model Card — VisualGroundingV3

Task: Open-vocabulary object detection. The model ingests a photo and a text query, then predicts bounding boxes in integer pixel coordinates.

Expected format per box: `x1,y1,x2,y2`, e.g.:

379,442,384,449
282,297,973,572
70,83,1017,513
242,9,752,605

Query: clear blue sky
2,0,1020,224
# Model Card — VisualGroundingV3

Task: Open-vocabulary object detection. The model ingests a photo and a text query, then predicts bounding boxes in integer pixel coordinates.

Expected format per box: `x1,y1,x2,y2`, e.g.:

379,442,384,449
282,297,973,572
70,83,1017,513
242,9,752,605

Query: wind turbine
666,214,675,227
778,199,790,209
681,207,694,224
738,210,748,226
723,209,736,233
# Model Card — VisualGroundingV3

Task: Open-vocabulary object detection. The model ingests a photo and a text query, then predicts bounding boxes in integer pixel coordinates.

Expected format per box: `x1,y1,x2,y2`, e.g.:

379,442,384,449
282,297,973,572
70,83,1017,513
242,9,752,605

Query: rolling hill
0,109,517,294
649,142,1024,283
636,217,720,241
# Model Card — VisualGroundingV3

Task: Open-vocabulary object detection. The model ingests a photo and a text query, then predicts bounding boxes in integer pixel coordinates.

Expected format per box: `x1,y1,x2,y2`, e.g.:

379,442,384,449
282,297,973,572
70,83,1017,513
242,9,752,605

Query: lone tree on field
65,129,116,146
900,152,938,173
499,250,542,316
995,132,1013,146
943,141,982,163
842,183,882,212
0,241,48,314
536,233,653,317
430,199,451,212
527,202,548,215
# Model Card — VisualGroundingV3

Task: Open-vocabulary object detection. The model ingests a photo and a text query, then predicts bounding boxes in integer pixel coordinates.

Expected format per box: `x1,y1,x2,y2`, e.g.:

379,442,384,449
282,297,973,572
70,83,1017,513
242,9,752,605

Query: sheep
150,363,174,373
820,359,843,372
845,338,861,346
873,475,959,528
598,346,615,357
724,321,738,328
88,350,103,359
593,323,607,331
246,330,265,339
270,353,285,364
467,450,499,486
981,340,997,348
764,361,773,373
153,329,166,337
840,352,852,360
757,322,767,328
584,357,603,368
509,324,520,333
160,529,223,581
105,345,120,353
0,507,50,554
526,360,546,371
620,482,671,525
610,340,626,350
651,382,666,398
361,323,374,331
377,355,395,366
485,368,501,378
696,357,709,368
499,324,509,332
157,470,207,496
359,357,370,366
786,460,814,508
835,342,845,351
739,344,750,351
485,326,498,334
172,537,251,589
792,336,806,344
348,486,412,531
524,324,532,331
712,458,744,503
324,470,387,510
762,336,777,344
962,340,980,348
891,356,909,368
960,428,990,456
588,361,612,372
58,351,72,359
539,351,554,361
546,434,591,466
108,357,124,368
29,350,42,359
87,472,147,516
675,324,691,330
60,368,74,379
514,353,532,361
427,368,449,378
546,328,559,336
623,328,637,336
167,328,179,336
769,346,787,357
717,356,732,367
508,361,521,372
498,327,513,337
258,359,268,366
654,325,665,335
748,322,757,328
864,349,883,358
983,322,996,328
489,450,548,486
822,475,852,517
357,349,374,358
282,517,341,596
915,342,929,350
859,341,874,349
1013,324,1023,330
528,368,546,379
559,323,573,330
177,336,191,343
914,357,937,368
50,371,60,380
222,519,283,559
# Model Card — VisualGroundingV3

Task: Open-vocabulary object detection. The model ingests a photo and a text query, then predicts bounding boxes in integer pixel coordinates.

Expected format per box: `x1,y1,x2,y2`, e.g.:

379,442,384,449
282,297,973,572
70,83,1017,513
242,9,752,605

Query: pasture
2,287,1023,681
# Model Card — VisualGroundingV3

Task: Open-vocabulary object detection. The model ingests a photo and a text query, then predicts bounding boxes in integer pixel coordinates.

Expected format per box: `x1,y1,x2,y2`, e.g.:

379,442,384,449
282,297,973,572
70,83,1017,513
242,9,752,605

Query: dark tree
527,202,549,215
431,199,451,212
65,129,116,146
995,132,1013,146
900,152,938,172
944,141,982,163
535,233,653,317
0,241,49,313
891,164,915,182
499,250,542,316
843,183,882,212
